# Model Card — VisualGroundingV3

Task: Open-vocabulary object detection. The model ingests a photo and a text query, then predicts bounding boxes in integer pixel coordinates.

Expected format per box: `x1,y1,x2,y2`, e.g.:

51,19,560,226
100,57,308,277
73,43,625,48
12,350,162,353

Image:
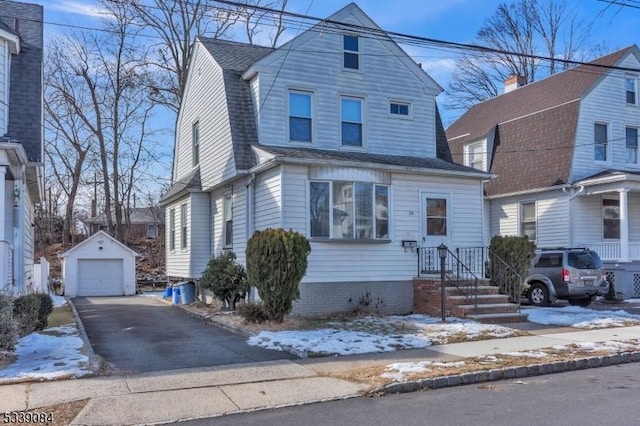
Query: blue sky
29,0,640,199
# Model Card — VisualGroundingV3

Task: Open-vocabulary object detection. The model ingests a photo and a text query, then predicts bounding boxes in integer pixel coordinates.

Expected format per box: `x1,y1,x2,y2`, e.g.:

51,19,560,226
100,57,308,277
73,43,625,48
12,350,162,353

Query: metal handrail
487,248,524,307
444,247,479,309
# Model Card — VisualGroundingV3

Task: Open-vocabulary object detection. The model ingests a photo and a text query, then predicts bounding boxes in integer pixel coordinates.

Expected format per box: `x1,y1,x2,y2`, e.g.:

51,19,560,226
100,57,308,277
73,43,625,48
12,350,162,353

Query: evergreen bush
200,251,248,310
246,228,311,322
34,293,54,331
488,235,536,297
0,294,17,351
12,294,41,337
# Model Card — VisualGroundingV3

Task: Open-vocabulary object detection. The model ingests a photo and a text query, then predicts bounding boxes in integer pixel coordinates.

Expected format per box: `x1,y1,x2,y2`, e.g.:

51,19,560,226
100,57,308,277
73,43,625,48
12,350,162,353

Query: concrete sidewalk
2,325,640,425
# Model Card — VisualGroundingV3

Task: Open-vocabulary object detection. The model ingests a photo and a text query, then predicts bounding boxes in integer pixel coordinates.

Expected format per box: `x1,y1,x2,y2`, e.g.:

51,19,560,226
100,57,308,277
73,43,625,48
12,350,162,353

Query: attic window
390,102,410,117
343,35,359,70
626,75,637,105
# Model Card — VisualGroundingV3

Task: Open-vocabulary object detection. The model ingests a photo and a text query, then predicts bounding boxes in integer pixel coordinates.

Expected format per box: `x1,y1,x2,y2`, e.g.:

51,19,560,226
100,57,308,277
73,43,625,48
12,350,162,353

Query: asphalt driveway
73,296,296,373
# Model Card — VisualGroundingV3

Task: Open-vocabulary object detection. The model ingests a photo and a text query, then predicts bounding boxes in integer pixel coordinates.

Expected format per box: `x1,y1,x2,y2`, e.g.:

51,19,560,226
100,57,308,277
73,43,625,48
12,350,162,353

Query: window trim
626,126,638,165
343,34,359,70
169,208,176,251
625,74,638,106
594,122,609,163
340,96,364,148
223,192,233,248
180,203,187,250
389,100,412,119
464,141,485,171
519,200,537,242
288,89,313,144
602,196,620,241
308,180,390,241
192,120,200,167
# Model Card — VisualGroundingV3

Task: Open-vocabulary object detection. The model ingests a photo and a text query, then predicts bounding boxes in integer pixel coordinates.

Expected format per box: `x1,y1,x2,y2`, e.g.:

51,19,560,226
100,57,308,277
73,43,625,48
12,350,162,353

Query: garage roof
60,231,139,258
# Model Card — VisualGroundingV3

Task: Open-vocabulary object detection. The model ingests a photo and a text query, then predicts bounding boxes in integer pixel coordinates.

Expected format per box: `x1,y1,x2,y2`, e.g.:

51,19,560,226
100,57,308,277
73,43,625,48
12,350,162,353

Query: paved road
73,296,296,373
180,363,640,425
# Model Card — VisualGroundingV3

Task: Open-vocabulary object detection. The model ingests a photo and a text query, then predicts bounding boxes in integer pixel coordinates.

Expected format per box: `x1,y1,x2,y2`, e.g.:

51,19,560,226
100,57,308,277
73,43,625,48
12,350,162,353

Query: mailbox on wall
402,240,417,252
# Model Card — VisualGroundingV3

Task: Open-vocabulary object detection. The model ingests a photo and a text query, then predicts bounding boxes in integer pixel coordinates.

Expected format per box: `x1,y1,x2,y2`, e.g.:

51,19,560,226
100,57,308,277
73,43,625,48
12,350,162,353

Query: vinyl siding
571,53,640,182
489,190,570,248
254,166,281,231
174,42,236,189
572,192,640,244
282,165,307,233
165,197,190,278
252,17,438,157
189,192,211,277
0,41,6,135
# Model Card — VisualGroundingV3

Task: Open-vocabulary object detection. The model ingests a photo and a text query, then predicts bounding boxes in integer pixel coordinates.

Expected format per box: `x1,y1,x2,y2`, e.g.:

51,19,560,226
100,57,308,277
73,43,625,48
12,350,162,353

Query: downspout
245,172,256,301
562,185,585,247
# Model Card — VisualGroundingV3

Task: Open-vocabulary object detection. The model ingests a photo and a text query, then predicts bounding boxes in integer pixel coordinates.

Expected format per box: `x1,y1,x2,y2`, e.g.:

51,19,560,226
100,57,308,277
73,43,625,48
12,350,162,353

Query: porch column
619,189,630,262
0,167,6,291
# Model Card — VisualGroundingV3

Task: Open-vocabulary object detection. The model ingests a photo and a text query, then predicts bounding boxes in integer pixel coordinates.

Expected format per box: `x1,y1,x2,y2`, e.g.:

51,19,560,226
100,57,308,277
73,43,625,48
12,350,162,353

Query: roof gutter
486,184,567,199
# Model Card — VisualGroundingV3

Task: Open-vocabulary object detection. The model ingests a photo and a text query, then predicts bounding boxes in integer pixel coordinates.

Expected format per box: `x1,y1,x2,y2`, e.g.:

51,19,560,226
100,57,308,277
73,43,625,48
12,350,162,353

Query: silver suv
524,248,609,307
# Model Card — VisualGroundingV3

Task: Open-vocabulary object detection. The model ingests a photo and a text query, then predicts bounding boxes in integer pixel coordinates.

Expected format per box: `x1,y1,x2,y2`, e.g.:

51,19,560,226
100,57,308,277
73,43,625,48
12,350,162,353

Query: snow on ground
247,314,521,357
624,299,640,303
0,325,90,383
381,360,466,382
526,306,640,328
50,293,67,307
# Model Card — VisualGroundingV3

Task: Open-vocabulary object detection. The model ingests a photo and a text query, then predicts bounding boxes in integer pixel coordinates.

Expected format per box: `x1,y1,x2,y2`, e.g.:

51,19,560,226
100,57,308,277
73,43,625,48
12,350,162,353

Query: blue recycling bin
172,286,181,305
163,286,173,299
180,281,196,304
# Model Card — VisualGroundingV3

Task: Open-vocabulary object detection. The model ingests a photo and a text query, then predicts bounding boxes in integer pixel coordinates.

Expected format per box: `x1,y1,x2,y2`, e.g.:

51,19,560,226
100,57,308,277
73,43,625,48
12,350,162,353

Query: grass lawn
47,304,74,328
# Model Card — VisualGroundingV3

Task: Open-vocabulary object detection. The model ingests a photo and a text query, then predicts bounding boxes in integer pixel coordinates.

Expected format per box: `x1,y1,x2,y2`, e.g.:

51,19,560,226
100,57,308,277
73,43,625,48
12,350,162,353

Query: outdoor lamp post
437,243,447,322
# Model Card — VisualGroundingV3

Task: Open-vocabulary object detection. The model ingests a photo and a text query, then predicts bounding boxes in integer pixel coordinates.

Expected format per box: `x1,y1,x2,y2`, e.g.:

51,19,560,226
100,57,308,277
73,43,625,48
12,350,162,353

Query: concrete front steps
413,279,528,324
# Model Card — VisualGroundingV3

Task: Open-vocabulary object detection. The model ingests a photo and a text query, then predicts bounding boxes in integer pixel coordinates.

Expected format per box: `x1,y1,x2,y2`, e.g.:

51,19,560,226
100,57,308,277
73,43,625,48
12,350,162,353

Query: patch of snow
50,293,67,307
505,351,549,358
624,298,640,304
0,325,90,383
526,306,640,328
381,360,466,382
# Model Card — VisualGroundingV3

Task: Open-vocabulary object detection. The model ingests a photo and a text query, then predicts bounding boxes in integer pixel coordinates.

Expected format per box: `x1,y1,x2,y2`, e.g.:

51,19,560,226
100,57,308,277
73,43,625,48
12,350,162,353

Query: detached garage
61,231,138,297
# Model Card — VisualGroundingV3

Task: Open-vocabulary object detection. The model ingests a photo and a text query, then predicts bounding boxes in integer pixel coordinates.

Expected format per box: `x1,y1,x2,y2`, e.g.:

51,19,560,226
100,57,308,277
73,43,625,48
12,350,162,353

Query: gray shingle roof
256,145,485,175
447,45,638,196
160,168,201,204
0,0,43,163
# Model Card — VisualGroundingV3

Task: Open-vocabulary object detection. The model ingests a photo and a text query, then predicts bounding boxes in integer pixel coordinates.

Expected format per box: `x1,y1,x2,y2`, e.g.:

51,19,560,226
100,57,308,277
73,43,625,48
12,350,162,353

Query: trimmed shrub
0,294,18,351
200,251,249,310
246,228,311,322
13,294,41,337
237,302,269,324
34,293,54,331
488,235,536,298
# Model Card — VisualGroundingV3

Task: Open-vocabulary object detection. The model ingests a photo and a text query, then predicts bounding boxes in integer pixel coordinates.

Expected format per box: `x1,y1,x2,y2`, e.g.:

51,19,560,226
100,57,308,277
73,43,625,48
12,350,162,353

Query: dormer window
464,141,485,171
343,35,359,70
626,75,637,105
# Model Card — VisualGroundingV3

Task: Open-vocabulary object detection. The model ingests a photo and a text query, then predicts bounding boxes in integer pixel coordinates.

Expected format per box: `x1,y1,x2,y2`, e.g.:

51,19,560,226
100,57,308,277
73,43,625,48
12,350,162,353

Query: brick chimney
505,74,526,93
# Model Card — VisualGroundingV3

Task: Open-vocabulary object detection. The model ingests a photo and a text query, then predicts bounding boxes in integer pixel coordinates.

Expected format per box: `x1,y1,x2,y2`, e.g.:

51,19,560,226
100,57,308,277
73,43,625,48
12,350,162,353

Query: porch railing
418,246,524,307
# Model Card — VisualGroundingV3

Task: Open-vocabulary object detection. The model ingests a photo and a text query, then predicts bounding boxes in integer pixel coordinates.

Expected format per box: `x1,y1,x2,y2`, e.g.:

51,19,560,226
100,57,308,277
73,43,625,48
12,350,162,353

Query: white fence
33,257,50,293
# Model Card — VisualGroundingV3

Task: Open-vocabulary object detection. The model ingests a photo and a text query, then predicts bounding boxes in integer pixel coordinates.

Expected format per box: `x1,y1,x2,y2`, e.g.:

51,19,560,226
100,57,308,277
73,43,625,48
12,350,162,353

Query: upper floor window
626,127,638,164
603,198,620,240
180,204,187,249
341,97,363,147
169,208,176,251
147,224,159,239
464,141,485,171
594,122,608,162
310,181,389,240
343,35,359,70
223,193,233,247
626,75,637,105
289,91,312,142
192,121,200,166
390,101,410,117
520,201,536,241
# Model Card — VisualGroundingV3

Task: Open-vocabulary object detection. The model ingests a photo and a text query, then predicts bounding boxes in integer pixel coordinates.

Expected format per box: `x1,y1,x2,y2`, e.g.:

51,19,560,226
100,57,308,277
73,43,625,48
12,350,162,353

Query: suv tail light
561,268,571,282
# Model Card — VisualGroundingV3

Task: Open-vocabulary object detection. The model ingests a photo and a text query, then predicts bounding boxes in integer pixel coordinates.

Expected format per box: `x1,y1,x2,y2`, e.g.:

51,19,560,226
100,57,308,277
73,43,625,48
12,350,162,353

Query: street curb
376,351,640,395
68,298,101,375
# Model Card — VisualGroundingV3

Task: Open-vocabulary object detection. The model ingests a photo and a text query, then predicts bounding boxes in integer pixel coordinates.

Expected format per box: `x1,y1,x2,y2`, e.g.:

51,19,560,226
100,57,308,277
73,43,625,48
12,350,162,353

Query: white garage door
77,259,124,296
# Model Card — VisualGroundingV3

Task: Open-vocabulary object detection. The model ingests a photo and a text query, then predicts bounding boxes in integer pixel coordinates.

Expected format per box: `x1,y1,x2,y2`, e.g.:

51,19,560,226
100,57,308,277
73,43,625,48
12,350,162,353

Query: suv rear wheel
528,282,550,307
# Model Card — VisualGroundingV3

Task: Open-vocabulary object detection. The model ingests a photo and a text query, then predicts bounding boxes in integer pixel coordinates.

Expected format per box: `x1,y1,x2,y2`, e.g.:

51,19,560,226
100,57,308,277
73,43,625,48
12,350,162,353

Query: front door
421,193,451,248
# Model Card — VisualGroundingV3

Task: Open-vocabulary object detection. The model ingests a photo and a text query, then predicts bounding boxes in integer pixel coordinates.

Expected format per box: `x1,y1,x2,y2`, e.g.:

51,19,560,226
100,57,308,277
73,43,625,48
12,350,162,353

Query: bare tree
446,0,597,112
118,0,288,113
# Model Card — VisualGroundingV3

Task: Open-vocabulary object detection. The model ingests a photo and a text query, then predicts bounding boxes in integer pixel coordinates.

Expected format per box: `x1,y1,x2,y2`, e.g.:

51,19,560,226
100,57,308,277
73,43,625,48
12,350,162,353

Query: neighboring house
161,3,489,316
85,207,164,240
0,1,44,296
447,45,640,298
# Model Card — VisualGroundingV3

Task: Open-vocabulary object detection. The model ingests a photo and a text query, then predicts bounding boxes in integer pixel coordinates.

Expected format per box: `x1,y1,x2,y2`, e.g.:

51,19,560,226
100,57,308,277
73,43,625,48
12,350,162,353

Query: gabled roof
160,168,201,205
447,45,639,196
60,231,139,258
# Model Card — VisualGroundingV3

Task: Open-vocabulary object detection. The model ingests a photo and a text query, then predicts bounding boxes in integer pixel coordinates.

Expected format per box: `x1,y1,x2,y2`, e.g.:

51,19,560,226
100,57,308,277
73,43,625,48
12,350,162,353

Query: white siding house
0,1,44,296
161,3,490,315
448,45,640,298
